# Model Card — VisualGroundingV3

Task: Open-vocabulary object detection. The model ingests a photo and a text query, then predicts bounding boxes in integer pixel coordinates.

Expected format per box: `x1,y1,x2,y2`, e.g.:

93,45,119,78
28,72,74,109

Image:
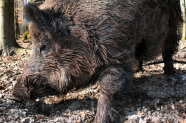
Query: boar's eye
40,45,47,53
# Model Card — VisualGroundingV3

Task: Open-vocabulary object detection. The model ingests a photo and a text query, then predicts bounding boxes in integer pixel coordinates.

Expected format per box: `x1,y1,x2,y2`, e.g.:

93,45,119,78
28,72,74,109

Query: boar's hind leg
162,33,178,75
94,66,132,123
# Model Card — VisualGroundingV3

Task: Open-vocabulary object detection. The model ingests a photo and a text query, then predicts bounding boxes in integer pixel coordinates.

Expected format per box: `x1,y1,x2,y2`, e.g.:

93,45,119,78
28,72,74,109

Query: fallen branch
143,60,186,66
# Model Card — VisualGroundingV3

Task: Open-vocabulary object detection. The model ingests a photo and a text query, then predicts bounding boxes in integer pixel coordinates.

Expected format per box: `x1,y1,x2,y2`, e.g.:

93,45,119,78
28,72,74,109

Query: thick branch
143,60,186,66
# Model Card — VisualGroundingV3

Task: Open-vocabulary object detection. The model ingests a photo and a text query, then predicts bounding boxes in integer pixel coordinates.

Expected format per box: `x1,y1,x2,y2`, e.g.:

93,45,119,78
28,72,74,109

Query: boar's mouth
12,74,60,102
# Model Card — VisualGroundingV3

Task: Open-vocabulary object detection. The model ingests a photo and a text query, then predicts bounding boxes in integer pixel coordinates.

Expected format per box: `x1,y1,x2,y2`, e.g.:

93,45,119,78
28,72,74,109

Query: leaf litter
0,40,185,123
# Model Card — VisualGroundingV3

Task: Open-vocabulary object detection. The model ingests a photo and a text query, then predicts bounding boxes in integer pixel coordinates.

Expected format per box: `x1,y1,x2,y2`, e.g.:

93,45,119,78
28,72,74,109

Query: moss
29,0,34,2
27,33,31,40
22,30,29,40
21,30,31,41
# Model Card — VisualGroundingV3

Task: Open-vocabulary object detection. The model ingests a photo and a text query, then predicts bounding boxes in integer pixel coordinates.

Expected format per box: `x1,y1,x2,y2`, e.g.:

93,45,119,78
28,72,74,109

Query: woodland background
0,0,185,122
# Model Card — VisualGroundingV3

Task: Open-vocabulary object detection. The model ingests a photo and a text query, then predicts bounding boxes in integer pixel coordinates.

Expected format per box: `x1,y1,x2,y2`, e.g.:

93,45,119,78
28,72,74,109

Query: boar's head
12,4,94,102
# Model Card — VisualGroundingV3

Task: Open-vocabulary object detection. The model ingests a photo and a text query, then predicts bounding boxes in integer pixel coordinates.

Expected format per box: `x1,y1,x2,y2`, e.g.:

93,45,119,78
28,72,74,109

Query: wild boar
12,0,181,122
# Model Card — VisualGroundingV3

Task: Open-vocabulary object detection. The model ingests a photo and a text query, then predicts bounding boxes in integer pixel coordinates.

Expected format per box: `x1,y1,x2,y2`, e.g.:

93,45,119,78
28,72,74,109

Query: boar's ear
24,4,51,31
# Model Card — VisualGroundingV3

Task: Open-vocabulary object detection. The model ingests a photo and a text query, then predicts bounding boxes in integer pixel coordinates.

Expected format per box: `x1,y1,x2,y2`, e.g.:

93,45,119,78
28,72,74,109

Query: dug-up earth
0,40,185,123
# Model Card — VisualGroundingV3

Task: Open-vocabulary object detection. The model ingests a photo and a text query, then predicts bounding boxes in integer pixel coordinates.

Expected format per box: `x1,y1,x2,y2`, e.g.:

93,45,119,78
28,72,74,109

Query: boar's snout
12,74,60,102
12,77,30,102
12,74,42,102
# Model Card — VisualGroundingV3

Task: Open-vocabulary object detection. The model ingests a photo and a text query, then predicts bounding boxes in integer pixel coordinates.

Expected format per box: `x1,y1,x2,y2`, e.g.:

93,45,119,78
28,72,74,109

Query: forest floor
0,39,185,123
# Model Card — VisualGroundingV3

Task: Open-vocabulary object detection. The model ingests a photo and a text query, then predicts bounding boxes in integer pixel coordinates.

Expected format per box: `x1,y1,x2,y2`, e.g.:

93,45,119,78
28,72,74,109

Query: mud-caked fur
12,0,181,122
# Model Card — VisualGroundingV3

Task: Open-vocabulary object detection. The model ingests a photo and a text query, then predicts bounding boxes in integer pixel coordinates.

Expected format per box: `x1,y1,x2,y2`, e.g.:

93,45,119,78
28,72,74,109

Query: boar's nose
11,77,29,102
11,74,41,102
12,74,49,102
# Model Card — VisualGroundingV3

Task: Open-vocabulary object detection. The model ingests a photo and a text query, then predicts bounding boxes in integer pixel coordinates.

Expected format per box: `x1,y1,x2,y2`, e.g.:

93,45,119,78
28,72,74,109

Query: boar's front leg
94,66,133,123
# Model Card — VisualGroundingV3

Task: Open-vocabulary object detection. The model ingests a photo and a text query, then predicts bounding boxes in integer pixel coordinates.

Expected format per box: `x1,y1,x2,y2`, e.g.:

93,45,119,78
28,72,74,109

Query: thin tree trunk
182,0,186,40
0,0,21,56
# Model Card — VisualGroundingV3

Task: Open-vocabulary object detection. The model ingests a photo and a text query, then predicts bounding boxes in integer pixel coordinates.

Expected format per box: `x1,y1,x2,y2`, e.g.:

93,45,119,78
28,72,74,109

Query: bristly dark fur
13,0,181,122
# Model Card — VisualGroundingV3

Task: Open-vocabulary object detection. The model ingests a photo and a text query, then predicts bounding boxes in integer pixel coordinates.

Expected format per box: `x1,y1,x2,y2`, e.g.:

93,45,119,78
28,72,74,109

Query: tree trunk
182,0,186,40
0,0,21,56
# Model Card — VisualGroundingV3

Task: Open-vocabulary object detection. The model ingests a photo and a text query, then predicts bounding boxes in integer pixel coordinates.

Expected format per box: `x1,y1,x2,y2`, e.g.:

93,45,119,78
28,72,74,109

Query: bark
0,0,21,56
182,0,186,40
